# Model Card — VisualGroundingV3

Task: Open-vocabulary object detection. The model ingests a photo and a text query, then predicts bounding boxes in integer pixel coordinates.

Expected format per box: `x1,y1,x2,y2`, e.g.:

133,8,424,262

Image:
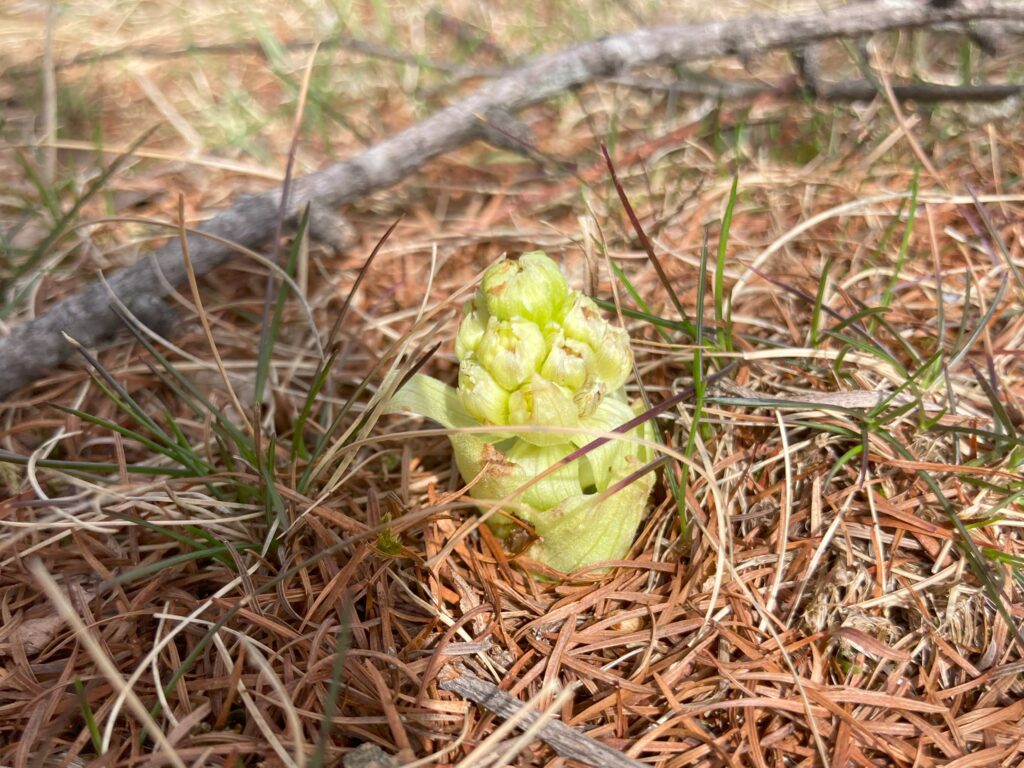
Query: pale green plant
386,252,655,573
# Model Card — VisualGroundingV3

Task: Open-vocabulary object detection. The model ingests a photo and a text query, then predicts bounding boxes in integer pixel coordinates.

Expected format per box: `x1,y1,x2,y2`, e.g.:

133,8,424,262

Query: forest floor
2,2,1024,766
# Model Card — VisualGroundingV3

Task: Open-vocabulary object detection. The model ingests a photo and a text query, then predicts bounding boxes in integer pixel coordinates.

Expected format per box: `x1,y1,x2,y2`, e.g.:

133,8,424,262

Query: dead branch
1,34,500,80
613,74,1024,103
2,0,1023,398
439,669,648,768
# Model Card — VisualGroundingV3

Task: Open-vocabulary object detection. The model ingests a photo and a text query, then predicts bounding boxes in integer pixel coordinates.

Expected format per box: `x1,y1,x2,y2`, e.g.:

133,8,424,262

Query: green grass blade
292,348,339,461
825,330,906,379
968,362,1019,444
310,606,353,768
254,204,310,404
601,143,694,336
0,449,195,479
121,321,256,463
73,677,103,754
114,544,258,585
609,259,673,344
13,151,63,221
52,403,206,473
948,274,1007,370
6,127,159,306
878,169,919,314
810,256,832,348
679,233,711,529
715,175,738,351
66,340,176,447
593,298,696,337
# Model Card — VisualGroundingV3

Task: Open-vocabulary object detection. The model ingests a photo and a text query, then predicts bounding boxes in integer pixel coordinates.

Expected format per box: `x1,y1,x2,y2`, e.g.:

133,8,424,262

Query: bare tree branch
613,74,1024,103
439,669,648,768
1,35,502,80
2,0,1023,398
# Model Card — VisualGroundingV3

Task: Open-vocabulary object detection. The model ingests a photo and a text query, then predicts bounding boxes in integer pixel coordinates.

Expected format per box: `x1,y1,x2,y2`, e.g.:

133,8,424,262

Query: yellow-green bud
481,252,570,326
540,330,592,392
458,359,509,425
560,293,607,347
455,296,489,361
591,324,633,393
507,374,580,446
385,250,655,574
475,317,546,391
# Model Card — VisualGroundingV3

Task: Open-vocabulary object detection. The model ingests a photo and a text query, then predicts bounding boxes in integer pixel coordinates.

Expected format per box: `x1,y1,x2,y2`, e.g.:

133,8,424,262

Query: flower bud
560,293,607,347
507,374,580,446
475,317,546,391
572,382,606,420
458,359,510,425
540,330,591,391
591,324,633,393
481,252,570,326
387,250,656,574
455,296,489,361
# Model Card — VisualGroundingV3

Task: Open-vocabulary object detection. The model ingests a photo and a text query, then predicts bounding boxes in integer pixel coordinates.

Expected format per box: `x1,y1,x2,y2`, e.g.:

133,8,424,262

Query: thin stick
440,669,649,768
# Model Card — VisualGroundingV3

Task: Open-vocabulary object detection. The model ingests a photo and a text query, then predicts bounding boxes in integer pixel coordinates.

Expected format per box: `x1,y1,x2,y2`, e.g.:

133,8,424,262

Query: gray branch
612,74,1024,103
439,669,648,768
3,0,1023,397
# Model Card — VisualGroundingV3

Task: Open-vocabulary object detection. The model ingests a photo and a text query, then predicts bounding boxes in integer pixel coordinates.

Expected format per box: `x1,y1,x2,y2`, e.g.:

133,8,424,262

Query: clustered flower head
386,252,655,574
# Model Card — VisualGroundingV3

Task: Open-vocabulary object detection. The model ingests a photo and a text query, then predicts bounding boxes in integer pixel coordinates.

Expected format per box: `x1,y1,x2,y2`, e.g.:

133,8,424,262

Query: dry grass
3,2,1024,766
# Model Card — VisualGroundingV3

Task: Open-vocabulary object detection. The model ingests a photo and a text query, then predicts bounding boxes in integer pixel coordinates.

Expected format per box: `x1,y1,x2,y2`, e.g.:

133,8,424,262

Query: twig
2,0,1023,398
426,9,511,64
816,79,1022,103
439,669,649,768
2,35,500,80
612,73,1024,103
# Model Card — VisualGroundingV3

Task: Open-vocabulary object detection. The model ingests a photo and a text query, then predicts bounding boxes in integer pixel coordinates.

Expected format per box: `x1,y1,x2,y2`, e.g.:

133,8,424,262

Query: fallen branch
614,74,1024,103
439,669,648,768
1,34,501,80
2,0,1023,398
